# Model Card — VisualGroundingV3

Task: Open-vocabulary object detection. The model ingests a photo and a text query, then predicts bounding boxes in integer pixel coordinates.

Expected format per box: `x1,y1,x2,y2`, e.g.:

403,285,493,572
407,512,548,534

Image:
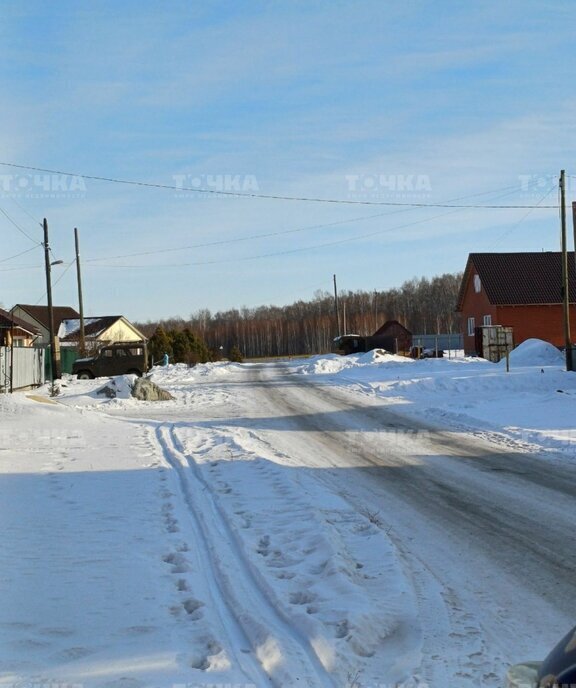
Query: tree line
137,272,463,360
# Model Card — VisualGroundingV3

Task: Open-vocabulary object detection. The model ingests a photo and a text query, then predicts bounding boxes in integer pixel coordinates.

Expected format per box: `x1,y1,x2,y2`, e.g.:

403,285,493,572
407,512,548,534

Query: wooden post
43,218,60,381
74,228,86,355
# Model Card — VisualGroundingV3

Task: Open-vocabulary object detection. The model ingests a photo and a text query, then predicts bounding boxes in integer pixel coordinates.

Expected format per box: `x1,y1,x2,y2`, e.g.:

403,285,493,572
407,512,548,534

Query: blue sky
1,1,575,321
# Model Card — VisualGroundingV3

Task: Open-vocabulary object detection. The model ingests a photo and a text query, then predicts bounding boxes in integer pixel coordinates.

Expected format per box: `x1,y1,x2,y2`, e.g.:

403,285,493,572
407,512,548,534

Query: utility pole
560,171,572,371
572,200,576,297
333,274,341,337
74,227,86,355
43,218,60,381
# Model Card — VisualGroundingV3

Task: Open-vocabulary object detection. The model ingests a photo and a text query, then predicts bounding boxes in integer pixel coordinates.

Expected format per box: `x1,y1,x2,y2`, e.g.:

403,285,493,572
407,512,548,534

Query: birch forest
138,272,463,360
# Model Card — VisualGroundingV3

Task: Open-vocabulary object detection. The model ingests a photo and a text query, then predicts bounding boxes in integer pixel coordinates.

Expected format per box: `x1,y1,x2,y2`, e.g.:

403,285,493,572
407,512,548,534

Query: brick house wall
460,268,498,354
497,304,576,348
457,252,576,356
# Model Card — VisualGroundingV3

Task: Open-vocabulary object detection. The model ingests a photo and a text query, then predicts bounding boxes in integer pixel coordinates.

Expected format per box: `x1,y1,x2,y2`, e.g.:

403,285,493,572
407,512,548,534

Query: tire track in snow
155,423,336,688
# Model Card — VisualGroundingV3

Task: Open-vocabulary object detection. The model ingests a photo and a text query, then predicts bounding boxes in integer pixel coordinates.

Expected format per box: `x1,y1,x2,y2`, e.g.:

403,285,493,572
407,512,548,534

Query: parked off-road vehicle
72,342,148,379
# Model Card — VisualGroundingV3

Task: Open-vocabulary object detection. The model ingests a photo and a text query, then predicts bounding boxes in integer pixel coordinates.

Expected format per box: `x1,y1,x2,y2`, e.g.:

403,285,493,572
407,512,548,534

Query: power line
8,195,43,228
0,204,41,245
33,260,75,305
0,161,560,209
490,184,557,249
88,206,468,269
0,245,41,264
86,182,542,264
0,264,42,272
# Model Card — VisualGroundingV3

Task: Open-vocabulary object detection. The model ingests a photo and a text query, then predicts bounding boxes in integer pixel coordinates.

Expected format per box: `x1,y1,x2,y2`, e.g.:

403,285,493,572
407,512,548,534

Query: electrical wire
0,204,41,245
33,260,75,305
88,206,468,269
0,161,560,209
0,245,41,264
86,181,545,264
8,195,43,229
0,264,42,272
490,184,558,249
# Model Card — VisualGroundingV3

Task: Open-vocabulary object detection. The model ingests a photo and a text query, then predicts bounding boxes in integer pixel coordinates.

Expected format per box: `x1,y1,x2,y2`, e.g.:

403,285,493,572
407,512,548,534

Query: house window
483,315,492,326
473,274,481,293
467,317,475,336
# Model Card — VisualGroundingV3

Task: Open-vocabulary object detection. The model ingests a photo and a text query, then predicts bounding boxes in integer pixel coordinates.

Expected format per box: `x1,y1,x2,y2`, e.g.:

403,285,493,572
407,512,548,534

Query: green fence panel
61,348,80,374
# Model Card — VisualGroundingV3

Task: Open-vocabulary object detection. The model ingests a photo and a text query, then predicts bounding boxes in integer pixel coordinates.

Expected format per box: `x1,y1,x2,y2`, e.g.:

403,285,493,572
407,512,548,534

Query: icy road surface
2,348,576,687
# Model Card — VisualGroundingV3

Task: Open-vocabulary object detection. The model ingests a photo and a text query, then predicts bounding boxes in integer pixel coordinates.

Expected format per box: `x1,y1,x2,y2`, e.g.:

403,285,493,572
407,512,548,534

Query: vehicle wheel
126,369,142,377
77,370,94,380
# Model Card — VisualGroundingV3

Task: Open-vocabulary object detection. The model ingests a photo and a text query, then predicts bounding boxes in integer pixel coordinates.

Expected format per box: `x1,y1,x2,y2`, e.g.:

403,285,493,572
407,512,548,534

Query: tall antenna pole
333,274,341,337
560,170,572,371
74,227,86,354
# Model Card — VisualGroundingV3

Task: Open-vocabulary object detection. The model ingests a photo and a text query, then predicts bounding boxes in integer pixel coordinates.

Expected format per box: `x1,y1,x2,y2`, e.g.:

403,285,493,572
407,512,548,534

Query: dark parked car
72,342,148,379
506,625,576,687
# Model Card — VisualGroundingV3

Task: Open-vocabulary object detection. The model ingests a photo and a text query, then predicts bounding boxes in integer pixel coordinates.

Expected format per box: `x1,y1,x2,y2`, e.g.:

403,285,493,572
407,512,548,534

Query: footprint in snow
182,597,204,620
289,591,316,605
256,535,270,556
162,552,189,574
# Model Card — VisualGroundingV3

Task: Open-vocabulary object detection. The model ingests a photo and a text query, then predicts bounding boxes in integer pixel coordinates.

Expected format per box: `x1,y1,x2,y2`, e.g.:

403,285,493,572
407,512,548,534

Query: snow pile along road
294,339,576,458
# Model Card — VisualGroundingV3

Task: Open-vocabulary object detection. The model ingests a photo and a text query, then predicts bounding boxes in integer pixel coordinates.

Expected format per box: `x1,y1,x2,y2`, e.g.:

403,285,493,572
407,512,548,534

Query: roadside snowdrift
293,340,576,457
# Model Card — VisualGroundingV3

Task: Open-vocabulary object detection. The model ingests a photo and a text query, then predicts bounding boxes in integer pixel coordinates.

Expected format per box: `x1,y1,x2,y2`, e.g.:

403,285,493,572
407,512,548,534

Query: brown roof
16,304,80,330
456,252,576,310
372,319,412,337
0,308,40,334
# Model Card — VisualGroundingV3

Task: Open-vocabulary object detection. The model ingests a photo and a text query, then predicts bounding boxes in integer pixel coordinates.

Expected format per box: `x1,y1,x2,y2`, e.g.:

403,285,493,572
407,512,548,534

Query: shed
372,320,412,354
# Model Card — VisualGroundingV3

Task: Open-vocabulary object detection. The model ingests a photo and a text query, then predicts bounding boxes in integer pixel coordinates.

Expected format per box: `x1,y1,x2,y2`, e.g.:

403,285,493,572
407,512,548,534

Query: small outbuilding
371,320,412,355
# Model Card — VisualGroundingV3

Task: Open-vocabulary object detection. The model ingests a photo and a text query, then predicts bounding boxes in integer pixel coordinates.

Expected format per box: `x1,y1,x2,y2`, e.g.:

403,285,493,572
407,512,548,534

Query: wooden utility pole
74,227,86,354
560,171,572,371
333,274,341,337
43,218,59,381
572,200,576,295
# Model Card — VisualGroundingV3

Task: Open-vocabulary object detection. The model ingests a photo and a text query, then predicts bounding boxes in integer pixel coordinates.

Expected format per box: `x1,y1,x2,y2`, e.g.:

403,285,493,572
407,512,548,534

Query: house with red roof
456,252,576,356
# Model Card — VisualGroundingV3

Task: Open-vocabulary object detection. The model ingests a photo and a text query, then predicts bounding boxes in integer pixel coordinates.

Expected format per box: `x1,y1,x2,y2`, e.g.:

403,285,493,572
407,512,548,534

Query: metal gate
0,347,46,391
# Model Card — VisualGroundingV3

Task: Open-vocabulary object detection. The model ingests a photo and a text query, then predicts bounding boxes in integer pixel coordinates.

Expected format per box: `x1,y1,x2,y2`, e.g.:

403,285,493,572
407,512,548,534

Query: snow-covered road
3,344,576,687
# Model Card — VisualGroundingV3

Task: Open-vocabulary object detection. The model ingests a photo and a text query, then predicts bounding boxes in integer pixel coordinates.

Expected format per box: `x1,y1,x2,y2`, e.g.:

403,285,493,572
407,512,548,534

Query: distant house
456,252,576,355
372,320,412,354
12,304,80,346
0,308,40,347
58,315,147,349
333,320,412,355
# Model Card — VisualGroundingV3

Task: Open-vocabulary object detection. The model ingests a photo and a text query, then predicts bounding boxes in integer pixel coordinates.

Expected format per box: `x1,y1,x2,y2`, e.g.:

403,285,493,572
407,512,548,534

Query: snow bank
149,361,240,385
506,338,565,366
287,340,576,456
298,350,414,375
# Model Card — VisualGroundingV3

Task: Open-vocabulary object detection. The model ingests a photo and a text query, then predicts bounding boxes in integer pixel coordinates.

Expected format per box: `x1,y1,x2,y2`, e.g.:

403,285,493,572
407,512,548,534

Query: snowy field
1,339,575,688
